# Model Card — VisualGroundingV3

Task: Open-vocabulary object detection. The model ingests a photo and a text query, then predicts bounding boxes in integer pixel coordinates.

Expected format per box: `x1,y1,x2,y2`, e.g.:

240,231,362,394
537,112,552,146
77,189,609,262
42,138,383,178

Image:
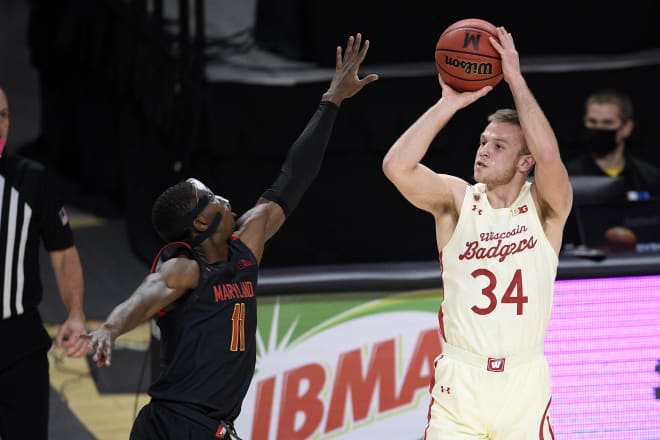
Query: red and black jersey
148,234,259,423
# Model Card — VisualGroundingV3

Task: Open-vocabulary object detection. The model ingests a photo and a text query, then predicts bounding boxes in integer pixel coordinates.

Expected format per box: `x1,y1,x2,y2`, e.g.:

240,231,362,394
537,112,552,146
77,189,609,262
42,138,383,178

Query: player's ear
193,215,209,232
519,154,535,173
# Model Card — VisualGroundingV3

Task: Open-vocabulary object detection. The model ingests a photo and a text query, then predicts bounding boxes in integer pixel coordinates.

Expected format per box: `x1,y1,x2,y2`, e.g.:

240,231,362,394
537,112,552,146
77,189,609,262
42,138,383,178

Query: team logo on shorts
59,207,69,225
487,357,505,372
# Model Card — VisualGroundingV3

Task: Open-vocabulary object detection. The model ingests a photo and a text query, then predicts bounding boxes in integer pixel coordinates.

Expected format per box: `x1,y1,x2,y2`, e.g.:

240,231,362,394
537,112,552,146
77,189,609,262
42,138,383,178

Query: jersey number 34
470,268,528,315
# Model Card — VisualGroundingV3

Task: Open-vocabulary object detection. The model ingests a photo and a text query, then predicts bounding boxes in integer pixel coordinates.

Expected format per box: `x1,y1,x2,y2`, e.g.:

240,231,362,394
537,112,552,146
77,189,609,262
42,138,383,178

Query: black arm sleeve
261,101,339,216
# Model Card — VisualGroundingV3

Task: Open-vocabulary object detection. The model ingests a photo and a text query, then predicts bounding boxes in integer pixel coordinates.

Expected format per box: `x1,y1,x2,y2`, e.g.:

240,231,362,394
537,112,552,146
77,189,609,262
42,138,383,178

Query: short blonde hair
487,108,529,155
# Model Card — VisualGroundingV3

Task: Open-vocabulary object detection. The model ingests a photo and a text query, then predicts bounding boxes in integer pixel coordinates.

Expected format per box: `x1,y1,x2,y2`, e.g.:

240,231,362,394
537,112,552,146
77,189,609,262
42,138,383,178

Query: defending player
84,34,378,439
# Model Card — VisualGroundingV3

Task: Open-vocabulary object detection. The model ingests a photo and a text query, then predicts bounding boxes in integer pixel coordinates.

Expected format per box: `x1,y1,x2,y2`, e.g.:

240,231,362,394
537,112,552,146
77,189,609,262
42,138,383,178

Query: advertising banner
235,275,660,439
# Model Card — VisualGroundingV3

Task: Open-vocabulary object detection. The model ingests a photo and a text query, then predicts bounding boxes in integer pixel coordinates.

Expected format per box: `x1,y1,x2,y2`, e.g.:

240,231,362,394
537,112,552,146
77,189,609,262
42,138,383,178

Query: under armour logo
439,385,451,394
472,205,483,215
238,258,254,269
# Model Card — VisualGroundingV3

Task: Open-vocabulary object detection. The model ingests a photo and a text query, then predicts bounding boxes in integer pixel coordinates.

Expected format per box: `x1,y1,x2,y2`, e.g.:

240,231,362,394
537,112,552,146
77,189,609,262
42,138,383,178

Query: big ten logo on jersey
511,204,528,217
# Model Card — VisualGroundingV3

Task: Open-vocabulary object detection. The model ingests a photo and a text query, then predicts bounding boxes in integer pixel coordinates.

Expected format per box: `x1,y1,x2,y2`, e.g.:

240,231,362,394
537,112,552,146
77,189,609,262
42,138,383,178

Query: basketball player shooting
382,26,572,438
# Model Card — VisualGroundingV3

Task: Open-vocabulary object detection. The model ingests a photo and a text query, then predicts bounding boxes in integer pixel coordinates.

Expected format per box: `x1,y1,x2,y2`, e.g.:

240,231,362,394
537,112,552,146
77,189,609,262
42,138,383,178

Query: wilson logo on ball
441,56,494,76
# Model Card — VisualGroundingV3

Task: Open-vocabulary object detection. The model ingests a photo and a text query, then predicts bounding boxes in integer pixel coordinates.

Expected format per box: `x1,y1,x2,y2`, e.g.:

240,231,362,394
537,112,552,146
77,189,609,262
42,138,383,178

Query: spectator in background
567,88,660,196
0,88,89,439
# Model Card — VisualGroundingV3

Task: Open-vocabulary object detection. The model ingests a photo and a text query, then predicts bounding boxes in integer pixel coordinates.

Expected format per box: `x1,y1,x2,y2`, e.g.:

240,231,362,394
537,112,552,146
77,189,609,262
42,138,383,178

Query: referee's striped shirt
0,154,74,320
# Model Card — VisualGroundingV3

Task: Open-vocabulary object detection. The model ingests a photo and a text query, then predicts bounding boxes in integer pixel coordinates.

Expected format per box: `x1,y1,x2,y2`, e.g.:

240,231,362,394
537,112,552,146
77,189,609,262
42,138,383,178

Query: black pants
131,400,240,440
0,350,50,439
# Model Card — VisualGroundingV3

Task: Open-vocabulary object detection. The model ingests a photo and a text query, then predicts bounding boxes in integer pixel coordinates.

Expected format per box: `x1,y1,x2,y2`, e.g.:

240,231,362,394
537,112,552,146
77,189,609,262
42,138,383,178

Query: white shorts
424,343,554,440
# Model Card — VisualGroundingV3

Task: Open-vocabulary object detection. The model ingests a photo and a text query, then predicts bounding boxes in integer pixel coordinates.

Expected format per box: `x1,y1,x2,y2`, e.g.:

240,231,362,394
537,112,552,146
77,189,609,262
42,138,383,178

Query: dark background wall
256,1,660,64
13,0,660,268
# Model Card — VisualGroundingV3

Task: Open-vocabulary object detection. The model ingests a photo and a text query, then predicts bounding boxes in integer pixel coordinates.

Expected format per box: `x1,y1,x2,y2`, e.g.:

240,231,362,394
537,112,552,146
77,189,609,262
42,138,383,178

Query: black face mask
582,127,618,157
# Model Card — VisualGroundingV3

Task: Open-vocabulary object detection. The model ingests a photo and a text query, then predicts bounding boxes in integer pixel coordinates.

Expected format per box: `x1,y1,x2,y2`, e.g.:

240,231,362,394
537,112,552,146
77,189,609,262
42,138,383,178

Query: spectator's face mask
582,127,618,157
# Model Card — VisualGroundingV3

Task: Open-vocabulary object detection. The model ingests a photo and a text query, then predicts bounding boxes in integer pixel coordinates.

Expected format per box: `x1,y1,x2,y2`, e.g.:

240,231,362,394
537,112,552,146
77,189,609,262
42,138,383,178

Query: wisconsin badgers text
460,225,537,262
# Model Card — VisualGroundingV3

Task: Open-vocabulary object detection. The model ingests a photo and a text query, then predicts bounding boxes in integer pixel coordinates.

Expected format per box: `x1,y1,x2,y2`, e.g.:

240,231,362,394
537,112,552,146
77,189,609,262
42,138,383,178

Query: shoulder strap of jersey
150,241,193,273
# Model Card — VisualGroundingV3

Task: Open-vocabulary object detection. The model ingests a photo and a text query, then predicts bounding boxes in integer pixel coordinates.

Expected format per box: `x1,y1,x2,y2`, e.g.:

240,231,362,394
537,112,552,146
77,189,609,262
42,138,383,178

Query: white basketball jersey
439,181,558,356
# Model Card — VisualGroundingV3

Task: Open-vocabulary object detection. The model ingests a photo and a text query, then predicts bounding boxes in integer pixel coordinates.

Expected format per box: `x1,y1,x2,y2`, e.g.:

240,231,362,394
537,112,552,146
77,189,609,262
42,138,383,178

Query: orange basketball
435,18,503,92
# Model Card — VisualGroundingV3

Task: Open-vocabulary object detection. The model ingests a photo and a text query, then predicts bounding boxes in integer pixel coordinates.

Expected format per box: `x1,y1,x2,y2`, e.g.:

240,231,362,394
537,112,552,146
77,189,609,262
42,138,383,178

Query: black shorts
130,400,238,440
